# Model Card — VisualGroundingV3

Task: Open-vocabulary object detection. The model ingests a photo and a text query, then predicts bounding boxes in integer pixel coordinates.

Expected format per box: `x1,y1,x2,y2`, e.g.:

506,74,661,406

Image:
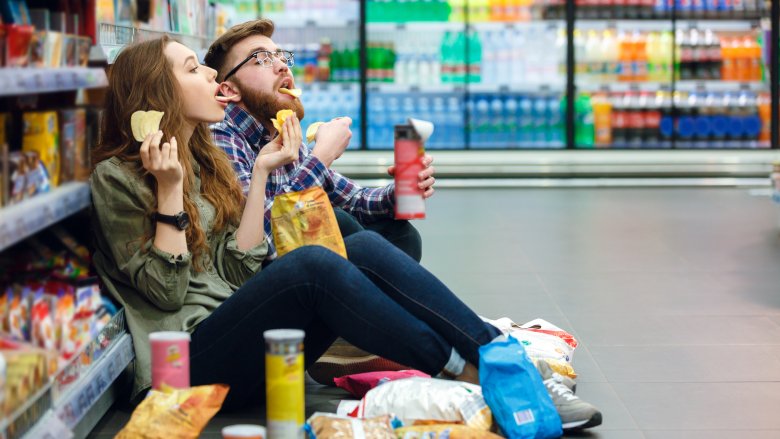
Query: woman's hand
254,115,301,175
140,131,183,189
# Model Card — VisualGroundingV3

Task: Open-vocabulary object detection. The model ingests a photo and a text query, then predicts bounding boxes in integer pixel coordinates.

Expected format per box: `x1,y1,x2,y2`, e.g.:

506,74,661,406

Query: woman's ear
218,82,241,102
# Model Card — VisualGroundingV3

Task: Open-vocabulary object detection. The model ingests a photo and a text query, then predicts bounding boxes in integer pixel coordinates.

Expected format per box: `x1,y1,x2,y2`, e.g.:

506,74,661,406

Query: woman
91,36,496,408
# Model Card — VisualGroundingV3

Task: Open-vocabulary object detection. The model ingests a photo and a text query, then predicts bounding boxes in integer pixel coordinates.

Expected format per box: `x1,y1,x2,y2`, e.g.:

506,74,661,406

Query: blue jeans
190,231,500,408
334,208,423,262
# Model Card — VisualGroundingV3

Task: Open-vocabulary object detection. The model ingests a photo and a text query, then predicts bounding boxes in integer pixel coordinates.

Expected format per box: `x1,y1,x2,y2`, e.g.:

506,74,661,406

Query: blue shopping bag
479,336,562,439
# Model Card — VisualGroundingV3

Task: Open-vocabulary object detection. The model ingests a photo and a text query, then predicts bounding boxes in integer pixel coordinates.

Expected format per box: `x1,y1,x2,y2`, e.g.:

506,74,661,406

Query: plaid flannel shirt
211,103,395,260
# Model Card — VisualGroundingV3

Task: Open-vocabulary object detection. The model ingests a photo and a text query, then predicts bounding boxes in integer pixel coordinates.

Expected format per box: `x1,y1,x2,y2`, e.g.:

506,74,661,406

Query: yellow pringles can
263,329,305,439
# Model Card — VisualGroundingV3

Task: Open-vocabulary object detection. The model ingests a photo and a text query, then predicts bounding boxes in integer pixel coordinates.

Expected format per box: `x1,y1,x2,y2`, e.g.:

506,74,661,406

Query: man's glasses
223,50,295,81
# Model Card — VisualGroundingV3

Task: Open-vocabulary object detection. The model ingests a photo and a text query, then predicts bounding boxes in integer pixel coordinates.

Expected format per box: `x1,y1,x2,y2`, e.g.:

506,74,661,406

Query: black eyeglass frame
222,50,295,81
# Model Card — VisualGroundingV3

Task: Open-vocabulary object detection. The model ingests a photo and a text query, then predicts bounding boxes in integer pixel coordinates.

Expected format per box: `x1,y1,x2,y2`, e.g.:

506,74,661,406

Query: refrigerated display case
256,0,777,151
572,2,774,149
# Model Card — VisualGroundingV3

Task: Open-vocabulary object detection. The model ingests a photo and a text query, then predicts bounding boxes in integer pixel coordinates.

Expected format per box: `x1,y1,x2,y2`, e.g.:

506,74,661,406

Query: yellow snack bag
116,384,229,439
271,109,295,136
271,186,347,259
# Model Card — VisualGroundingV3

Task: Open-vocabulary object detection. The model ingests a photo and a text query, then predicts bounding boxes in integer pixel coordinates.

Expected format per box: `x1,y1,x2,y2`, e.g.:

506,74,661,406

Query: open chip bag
115,384,229,439
271,186,347,258
479,336,562,439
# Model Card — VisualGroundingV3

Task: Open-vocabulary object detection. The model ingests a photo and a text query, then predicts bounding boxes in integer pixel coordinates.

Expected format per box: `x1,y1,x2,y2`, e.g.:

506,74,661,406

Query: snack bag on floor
395,424,504,438
115,384,229,439
305,412,397,438
479,336,562,439
353,377,492,431
334,370,430,398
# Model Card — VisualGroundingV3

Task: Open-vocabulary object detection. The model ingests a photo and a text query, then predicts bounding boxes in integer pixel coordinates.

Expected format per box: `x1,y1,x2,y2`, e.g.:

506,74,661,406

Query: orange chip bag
115,384,229,439
271,186,347,259
395,424,504,438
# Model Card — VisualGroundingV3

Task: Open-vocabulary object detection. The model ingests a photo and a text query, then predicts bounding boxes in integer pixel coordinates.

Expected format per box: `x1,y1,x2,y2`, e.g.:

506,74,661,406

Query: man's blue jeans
190,231,499,408
334,207,423,262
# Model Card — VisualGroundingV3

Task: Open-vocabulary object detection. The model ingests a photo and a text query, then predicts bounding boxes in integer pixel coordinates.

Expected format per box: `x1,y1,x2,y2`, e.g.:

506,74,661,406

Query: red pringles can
394,119,433,220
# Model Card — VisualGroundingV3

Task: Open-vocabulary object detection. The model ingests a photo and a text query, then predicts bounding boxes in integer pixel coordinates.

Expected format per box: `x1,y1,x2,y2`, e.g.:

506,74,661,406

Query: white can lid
263,329,305,342
222,424,266,437
149,331,191,342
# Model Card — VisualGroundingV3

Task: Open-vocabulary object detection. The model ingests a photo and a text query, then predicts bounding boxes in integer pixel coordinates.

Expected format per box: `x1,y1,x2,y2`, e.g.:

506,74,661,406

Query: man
203,19,435,263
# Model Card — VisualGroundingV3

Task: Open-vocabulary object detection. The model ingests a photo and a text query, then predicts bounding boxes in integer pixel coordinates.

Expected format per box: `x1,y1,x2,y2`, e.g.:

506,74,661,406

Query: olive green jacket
90,156,268,398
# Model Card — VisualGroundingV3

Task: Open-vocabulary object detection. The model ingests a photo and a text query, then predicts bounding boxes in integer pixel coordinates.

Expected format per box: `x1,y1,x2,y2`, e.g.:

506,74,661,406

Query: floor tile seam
585,343,780,347
595,380,780,384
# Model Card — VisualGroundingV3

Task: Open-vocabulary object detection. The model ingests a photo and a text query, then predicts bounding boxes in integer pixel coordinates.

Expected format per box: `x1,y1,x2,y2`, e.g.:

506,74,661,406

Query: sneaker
308,338,408,385
536,360,602,430
533,359,577,394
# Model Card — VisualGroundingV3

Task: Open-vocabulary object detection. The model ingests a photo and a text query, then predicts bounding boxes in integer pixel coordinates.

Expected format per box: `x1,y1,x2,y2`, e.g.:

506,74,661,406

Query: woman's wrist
156,183,184,215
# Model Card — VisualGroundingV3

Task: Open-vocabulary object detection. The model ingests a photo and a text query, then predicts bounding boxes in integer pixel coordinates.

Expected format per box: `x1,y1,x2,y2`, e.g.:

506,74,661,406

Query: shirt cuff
149,245,192,266
224,235,269,272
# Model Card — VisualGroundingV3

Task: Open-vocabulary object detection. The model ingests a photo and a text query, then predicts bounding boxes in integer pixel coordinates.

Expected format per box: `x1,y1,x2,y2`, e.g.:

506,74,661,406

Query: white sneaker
536,360,602,430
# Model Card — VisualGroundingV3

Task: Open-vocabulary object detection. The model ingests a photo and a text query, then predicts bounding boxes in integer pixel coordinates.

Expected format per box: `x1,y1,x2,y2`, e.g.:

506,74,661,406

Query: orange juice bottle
618,32,632,81
633,32,648,82
720,38,735,81
734,36,751,82
758,92,770,146
592,93,613,147
748,36,762,81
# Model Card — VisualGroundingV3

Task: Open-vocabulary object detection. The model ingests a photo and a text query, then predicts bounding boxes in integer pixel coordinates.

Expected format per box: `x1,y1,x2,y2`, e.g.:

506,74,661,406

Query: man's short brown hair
204,19,275,82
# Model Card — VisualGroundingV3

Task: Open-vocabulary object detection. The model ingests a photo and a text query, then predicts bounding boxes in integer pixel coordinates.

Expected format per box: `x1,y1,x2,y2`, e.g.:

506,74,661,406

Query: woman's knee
284,245,350,274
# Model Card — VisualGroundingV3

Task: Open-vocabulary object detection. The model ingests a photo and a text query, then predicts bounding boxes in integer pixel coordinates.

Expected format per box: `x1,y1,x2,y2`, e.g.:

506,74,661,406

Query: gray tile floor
88,187,780,438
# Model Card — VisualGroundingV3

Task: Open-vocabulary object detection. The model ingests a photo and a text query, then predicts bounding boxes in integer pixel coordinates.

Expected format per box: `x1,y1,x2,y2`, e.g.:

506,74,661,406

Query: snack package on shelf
7,151,51,205
0,336,58,417
22,111,59,188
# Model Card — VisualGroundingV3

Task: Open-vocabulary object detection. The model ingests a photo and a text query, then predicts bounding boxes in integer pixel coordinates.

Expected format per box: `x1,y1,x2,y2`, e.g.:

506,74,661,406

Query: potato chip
270,109,295,137
305,121,324,143
130,111,165,142
279,87,302,98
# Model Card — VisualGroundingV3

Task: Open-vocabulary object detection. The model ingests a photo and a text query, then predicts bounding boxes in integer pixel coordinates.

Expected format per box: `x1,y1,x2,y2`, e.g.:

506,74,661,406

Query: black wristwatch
152,211,191,230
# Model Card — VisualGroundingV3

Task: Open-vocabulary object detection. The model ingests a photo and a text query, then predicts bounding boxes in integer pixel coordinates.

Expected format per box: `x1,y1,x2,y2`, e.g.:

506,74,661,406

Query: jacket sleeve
214,226,269,287
90,161,192,311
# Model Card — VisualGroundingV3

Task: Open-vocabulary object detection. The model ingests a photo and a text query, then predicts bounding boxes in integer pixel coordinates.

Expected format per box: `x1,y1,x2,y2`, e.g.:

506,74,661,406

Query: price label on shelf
498,85,510,93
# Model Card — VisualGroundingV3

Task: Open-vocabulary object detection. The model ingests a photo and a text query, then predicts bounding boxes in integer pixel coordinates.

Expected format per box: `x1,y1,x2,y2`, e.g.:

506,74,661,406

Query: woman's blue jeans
190,231,500,408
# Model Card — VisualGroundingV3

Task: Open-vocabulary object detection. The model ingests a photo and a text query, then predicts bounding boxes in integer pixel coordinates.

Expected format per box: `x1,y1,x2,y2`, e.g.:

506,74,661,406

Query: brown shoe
308,338,408,386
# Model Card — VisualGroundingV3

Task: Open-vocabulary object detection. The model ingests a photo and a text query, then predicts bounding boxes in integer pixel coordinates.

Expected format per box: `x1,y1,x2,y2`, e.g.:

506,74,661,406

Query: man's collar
224,102,272,149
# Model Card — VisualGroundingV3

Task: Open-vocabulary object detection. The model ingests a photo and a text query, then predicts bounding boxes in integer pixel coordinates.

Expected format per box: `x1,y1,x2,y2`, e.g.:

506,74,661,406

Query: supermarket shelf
577,81,768,93
0,182,90,252
22,334,134,439
368,21,465,32
471,20,565,32
468,83,566,94
301,82,360,93
367,83,467,94
0,68,107,97
332,150,780,180
270,16,357,29
575,19,758,31
97,22,209,63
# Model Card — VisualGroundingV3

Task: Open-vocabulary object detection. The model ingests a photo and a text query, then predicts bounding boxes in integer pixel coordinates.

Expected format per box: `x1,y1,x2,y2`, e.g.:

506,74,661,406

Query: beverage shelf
0,68,107,97
471,20,566,32
577,81,767,93
468,83,566,94
575,19,759,31
0,182,90,252
300,82,360,93
368,22,466,32
367,83,468,94
270,16,357,29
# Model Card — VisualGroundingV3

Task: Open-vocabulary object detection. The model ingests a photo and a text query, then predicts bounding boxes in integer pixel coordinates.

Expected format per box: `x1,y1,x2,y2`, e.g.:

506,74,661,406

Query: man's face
226,35,304,129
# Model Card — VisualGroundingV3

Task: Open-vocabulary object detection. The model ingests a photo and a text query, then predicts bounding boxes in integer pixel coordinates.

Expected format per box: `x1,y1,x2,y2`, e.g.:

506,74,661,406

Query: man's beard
236,79,305,129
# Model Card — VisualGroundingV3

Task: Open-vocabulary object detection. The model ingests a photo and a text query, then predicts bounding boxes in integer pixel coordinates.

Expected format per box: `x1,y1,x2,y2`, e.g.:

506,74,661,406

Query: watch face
176,212,191,229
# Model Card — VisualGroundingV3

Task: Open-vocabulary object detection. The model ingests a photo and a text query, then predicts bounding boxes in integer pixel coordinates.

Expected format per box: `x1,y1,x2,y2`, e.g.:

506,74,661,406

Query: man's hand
387,153,436,199
311,117,352,167
254,115,301,175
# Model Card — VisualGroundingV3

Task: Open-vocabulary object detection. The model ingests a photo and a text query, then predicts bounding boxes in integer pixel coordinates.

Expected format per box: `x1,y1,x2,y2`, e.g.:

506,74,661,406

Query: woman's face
164,41,227,124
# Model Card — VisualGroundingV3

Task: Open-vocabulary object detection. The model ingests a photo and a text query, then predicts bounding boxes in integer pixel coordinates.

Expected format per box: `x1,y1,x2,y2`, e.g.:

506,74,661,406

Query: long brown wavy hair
92,35,244,269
